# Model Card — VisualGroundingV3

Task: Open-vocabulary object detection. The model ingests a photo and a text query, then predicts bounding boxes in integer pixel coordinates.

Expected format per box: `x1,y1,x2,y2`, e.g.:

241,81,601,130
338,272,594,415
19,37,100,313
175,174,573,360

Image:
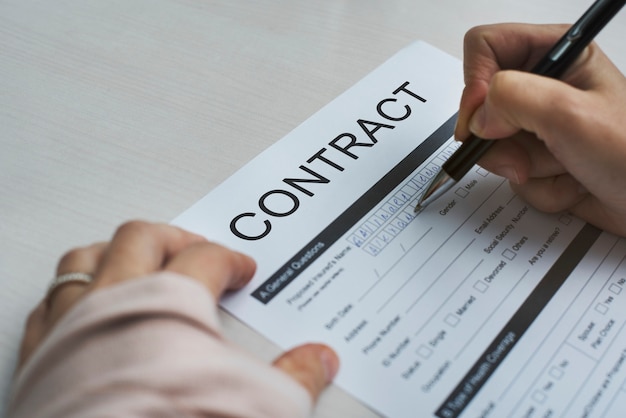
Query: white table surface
2,0,625,415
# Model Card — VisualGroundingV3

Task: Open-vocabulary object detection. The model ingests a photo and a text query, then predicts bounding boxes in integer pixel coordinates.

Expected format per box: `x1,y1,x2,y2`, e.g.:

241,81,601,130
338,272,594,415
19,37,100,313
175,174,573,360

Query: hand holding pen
417,0,626,236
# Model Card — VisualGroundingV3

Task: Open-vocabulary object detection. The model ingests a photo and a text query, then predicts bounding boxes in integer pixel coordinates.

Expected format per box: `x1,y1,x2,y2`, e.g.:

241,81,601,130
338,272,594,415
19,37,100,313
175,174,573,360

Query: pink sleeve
7,272,312,418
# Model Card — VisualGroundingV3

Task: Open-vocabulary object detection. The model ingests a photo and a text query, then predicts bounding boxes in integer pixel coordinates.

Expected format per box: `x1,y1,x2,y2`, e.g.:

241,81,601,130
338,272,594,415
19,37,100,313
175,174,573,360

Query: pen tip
413,203,423,214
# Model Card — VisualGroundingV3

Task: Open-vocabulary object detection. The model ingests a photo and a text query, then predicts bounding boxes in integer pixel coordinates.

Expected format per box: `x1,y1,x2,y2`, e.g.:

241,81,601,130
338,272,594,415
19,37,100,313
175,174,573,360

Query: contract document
173,42,626,417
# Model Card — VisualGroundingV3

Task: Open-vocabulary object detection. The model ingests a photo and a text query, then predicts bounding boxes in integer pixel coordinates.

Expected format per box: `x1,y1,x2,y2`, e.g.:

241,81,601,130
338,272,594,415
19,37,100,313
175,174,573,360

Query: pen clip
549,0,605,61
568,0,600,39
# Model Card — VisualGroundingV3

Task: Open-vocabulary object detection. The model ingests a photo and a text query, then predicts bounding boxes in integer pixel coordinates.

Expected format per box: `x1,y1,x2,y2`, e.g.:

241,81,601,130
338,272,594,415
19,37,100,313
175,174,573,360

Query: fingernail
320,349,339,383
469,105,486,136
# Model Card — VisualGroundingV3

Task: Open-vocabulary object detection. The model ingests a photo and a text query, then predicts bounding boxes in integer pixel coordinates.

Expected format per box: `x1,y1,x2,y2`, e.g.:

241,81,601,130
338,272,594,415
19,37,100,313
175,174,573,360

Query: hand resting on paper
8,221,339,418
454,23,626,237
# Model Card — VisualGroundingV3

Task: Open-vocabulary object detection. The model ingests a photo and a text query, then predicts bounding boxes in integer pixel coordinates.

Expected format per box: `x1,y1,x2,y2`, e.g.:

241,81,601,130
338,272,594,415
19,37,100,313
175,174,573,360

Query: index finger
462,23,568,85
94,221,207,287
456,24,568,141
163,242,256,299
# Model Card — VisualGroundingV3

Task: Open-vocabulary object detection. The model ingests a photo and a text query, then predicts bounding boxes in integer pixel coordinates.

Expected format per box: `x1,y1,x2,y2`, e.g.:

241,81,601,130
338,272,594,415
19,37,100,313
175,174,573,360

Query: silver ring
48,272,94,295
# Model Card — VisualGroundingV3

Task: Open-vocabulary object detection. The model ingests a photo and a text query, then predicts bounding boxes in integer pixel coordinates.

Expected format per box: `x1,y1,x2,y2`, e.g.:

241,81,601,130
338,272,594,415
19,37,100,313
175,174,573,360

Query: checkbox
401,183,418,195
347,233,364,248
559,214,572,225
476,167,489,177
370,236,385,248
400,209,415,224
474,281,489,293
596,303,609,314
444,314,460,327
417,345,433,359
384,225,400,237
502,249,516,260
609,284,622,294
455,188,469,198
549,367,564,380
532,391,547,404
363,244,381,256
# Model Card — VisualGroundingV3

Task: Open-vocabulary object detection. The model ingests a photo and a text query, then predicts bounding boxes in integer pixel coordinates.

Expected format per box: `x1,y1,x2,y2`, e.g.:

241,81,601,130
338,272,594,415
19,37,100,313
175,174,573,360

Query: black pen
415,0,626,212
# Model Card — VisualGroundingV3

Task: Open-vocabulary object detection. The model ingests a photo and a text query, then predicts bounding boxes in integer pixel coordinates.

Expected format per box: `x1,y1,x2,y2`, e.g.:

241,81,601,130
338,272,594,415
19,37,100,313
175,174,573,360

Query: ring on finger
47,272,94,297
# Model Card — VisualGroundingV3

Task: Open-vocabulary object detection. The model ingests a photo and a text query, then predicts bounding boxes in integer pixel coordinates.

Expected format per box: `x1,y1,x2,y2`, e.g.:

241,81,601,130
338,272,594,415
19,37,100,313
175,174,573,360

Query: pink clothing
8,272,312,417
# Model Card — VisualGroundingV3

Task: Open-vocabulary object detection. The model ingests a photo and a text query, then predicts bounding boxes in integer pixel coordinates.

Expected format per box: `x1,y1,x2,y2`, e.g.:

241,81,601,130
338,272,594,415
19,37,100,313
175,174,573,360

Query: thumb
272,343,340,402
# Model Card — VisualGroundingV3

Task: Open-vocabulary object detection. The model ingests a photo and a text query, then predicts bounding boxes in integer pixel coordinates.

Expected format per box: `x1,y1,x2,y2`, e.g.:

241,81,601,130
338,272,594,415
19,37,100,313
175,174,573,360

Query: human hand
18,221,339,403
455,23,626,236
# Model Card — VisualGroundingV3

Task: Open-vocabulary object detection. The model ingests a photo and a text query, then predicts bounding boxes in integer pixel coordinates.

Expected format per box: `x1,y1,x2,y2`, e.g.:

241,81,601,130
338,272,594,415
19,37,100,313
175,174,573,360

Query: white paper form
172,42,626,417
